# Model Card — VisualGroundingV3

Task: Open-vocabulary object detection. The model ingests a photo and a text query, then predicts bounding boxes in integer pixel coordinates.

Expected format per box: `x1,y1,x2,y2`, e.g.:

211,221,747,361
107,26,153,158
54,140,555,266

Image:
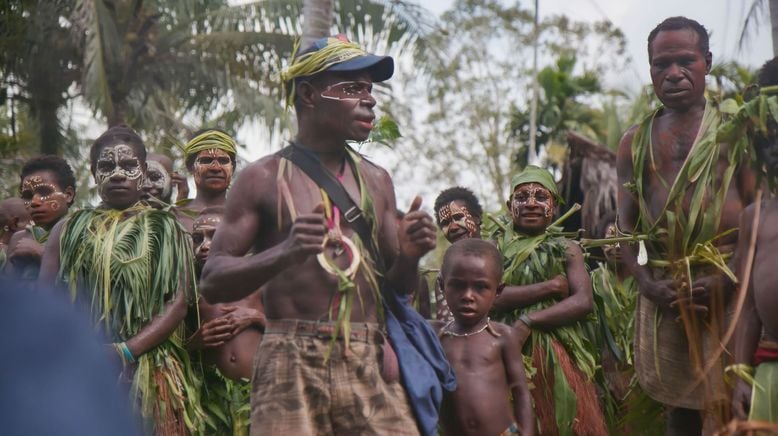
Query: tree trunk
35,100,62,155
768,0,778,56
301,0,334,49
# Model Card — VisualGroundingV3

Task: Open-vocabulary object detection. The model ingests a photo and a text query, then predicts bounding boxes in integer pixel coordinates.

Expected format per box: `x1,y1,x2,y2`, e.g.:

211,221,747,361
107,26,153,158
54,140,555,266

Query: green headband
509,165,563,203
183,130,237,160
280,38,366,107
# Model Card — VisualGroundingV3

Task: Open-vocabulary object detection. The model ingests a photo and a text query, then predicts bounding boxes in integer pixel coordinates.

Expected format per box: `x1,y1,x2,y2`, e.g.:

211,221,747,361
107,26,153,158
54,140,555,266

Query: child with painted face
38,125,206,435
489,165,606,436
5,155,75,280
187,207,264,434
434,187,483,244
424,187,484,321
141,152,174,208
437,239,535,436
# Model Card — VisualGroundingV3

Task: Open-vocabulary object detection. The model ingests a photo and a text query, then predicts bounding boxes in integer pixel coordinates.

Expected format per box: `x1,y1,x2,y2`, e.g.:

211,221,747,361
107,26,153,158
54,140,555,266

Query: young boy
5,155,76,280
438,238,534,436
188,207,265,434
731,57,778,426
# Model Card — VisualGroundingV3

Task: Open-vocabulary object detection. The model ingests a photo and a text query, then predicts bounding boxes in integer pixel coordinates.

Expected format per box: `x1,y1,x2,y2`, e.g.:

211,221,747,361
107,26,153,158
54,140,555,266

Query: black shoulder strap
278,143,384,269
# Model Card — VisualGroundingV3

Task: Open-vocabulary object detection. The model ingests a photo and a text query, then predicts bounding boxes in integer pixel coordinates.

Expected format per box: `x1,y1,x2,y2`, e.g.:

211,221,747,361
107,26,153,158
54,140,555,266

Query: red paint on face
193,149,233,192
509,183,555,235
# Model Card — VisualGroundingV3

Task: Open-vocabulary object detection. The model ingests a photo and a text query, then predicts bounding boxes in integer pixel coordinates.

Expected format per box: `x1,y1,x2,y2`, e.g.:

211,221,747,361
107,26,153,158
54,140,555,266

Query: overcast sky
426,0,773,86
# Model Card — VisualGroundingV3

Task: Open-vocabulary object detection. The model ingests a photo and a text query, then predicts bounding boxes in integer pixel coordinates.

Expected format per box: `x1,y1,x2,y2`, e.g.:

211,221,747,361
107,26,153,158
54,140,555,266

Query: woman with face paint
485,165,607,436
5,155,75,281
37,125,206,435
177,129,237,232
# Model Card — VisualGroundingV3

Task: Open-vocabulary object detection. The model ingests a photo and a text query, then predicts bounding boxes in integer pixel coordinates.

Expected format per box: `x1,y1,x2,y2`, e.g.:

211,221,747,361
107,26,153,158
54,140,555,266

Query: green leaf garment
590,263,665,434
58,204,205,435
484,214,603,436
627,99,748,411
627,98,742,282
200,367,250,436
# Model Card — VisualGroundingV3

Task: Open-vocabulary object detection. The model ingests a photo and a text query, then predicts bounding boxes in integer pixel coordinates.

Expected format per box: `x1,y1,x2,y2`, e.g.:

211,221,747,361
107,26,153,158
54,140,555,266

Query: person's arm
502,326,535,436
518,242,593,329
731,205,760,419
492,274,568,312
123,290,188,358
37,219,66,286
616,126,678,308
416,275,432,318
200,160,327,302
379,167,436,294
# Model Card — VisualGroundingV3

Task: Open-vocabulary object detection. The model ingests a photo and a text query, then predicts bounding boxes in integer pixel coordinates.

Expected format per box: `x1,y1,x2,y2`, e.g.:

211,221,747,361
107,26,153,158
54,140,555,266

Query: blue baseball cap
296,34,394,82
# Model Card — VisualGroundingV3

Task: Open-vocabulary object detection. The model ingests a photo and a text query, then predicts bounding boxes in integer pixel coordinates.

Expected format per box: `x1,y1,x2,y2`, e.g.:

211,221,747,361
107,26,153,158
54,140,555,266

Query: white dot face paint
19,171,70,226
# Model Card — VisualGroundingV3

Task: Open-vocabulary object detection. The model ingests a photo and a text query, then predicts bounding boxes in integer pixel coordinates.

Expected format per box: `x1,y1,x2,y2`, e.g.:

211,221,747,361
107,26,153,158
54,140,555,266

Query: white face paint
142,160,172,201
94,144,144,189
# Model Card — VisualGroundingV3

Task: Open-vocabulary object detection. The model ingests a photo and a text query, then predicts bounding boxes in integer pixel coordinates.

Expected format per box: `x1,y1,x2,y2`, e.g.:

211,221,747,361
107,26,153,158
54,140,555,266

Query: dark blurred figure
0,279,142,436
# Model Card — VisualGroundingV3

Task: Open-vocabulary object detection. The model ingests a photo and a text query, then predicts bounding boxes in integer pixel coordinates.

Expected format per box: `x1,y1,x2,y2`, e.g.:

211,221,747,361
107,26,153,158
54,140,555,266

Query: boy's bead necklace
442,317,492,337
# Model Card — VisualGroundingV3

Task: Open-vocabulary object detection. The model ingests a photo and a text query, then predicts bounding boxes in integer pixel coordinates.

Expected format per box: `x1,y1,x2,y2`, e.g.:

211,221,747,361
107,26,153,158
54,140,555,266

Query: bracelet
519,314,534,329
115,342,136,364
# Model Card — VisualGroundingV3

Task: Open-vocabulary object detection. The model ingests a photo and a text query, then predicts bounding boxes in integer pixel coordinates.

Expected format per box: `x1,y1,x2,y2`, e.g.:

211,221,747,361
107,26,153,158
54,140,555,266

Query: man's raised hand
282,203,327,264
398,196,436,261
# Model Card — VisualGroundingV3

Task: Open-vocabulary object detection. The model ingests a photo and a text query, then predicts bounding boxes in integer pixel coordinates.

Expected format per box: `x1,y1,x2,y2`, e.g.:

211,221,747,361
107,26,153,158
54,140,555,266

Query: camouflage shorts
250,320,420,436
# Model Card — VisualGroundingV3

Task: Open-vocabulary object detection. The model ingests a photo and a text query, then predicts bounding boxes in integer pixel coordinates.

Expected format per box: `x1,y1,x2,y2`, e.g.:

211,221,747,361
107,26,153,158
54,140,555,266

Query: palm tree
738,0,778,57
0,0,81,155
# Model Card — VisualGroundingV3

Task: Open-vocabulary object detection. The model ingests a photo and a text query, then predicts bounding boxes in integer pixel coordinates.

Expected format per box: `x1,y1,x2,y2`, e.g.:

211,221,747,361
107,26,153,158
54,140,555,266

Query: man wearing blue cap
200,35,450,435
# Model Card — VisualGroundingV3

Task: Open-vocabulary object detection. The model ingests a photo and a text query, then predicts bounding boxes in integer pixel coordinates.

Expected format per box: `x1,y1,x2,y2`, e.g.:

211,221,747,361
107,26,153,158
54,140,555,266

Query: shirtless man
178,128,237,231
188,207,265,380
199,35,438,435
731,57,778,426
616,17,756,434
438,239,534,436
5,155,76,280
141,152,174,208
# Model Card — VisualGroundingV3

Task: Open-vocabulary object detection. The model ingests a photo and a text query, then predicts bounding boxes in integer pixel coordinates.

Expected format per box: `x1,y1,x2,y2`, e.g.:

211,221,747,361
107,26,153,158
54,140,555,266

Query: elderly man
617,17,756,434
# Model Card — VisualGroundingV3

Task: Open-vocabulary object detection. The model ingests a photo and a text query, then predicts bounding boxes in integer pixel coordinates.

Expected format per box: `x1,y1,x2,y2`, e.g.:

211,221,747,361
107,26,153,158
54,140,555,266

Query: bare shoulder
617,124,639,160
490,320,517,343
229,154,283,206
8,229,28,247
356,154,392,184
49,217,69,240
565,239,583,257
238,154,283,186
